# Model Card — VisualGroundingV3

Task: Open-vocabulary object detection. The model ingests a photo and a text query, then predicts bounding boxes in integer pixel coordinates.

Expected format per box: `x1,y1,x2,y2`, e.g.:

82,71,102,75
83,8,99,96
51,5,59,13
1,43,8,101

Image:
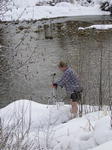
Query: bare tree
0,0,12,20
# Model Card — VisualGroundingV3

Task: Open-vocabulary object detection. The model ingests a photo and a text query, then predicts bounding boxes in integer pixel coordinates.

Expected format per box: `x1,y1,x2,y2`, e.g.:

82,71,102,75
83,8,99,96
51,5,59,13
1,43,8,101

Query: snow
79,24,112,30
0,99,112,149
1,0,110,21
90,141,112,150
0,100,71,129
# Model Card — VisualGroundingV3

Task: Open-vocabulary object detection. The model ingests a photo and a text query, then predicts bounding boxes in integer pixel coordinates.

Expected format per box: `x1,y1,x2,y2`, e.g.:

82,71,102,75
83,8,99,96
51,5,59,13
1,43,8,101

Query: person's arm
54,71,70,88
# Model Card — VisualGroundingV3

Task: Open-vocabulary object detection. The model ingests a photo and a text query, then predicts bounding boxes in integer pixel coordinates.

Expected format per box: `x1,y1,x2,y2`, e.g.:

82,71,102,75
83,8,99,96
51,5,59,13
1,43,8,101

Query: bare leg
70,100,78,118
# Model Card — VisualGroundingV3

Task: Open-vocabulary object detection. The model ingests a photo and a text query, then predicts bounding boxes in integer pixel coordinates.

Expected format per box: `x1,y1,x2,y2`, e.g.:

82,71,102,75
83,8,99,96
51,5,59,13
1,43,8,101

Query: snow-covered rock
79,24,112,30
94,116,112,145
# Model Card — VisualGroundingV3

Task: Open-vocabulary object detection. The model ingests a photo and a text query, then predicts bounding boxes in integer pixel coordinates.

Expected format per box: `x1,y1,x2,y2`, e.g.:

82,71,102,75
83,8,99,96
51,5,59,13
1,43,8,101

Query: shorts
70,91,82,102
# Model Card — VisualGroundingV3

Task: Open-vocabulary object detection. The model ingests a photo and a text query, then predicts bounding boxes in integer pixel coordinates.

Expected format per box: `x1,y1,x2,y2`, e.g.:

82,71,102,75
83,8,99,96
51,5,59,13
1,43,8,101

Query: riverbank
1,1,110,21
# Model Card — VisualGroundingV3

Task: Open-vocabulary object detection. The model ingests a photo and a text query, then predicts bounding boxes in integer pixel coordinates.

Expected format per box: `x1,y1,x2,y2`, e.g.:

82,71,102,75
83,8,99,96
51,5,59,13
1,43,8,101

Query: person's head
58,61,68,72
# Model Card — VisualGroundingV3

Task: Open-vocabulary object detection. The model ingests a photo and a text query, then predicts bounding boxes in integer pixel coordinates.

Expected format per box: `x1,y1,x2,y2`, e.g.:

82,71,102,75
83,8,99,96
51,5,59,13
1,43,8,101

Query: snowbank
0,100,71,129
79,24,112,30
0,99,112,150
90,141,112,150
53,113,112,150
1,0,110,21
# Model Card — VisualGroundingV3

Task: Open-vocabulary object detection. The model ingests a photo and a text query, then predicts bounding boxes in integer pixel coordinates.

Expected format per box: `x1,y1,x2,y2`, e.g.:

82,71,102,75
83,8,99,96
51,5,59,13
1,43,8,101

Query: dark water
1,15,112,108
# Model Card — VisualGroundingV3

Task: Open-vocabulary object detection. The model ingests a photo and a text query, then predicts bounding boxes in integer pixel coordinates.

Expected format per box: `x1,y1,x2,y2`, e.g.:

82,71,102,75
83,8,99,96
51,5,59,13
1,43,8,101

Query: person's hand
51,83,57,88
51,84,55,88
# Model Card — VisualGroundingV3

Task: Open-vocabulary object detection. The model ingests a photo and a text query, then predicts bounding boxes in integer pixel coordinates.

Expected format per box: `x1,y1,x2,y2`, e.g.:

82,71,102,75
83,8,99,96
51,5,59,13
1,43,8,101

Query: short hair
58,61,68,68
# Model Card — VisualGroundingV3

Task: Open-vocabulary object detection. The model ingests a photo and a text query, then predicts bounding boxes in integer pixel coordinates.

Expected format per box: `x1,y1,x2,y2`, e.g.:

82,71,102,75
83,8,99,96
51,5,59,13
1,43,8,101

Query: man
52,61,82,117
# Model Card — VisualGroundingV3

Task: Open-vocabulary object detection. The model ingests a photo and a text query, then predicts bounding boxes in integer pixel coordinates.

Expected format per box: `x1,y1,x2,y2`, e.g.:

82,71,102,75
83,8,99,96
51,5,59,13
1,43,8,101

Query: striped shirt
56,67,81,94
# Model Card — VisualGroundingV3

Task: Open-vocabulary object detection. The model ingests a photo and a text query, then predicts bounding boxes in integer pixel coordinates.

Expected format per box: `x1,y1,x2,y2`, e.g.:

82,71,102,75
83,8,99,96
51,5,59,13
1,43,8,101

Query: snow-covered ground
91,141,112,150
79,24,112,30
0,99,112,150
1,0,110,21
